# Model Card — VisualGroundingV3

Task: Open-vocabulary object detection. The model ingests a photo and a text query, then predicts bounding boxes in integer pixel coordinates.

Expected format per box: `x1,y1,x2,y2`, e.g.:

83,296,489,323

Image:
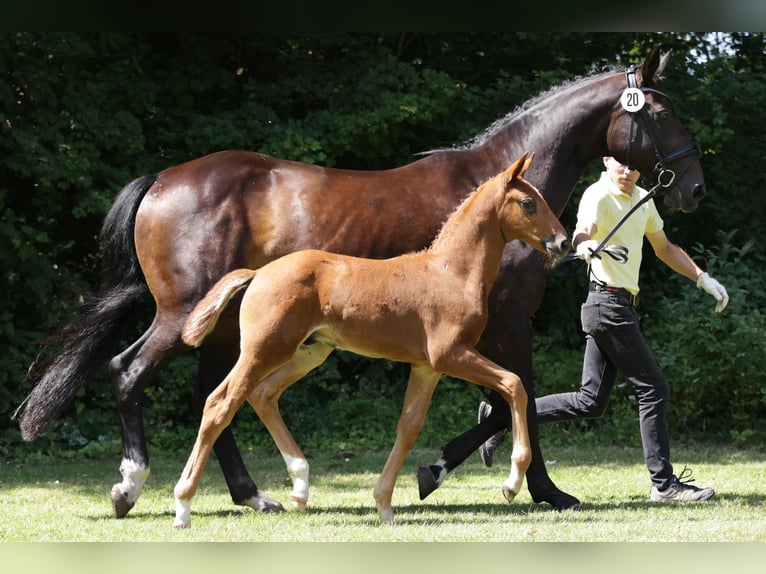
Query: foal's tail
182,269,258,348
14,174,157,441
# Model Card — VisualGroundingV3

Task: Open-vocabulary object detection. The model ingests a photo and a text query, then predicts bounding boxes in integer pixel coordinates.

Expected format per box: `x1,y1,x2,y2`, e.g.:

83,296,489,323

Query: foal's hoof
377,506,395,525
111,483,135,519
416,465,438,500
290,496,307,512
502,485,517,504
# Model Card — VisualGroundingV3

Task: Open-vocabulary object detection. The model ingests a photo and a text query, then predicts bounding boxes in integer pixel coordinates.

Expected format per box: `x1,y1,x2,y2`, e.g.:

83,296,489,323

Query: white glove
575,239,600,264
696,272,729,312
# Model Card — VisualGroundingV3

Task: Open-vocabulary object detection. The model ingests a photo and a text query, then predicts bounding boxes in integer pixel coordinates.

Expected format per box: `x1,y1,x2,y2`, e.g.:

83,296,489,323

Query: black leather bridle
624,65,701,190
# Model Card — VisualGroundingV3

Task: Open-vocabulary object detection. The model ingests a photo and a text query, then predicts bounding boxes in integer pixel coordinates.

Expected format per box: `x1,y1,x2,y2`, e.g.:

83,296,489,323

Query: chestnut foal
173,152,568,527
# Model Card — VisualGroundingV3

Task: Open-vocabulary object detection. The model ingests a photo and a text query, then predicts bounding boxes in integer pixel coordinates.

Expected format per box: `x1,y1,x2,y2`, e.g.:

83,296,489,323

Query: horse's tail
182,269,257,348
14,174,157,441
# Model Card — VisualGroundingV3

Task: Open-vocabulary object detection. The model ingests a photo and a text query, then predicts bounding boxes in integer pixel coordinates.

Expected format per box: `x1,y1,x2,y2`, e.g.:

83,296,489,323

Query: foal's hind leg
247,341,335,512
374,364,441,524
196,337,284,514
173,355,269,528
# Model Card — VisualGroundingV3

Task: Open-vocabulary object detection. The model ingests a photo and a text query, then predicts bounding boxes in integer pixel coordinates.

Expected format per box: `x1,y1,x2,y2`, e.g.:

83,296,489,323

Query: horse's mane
419,68,617,156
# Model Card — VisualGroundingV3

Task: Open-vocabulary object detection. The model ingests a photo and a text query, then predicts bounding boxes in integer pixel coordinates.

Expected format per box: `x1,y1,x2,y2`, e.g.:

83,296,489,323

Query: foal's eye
519,198,537,215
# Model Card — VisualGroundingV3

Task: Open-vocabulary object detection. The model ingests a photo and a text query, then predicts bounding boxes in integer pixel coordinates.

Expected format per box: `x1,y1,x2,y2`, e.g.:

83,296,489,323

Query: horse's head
498,152,569,260
607,46,705,213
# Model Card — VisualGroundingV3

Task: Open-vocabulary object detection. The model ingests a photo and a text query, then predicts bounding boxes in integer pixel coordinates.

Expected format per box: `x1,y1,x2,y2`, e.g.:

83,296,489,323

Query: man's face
604,157,641,194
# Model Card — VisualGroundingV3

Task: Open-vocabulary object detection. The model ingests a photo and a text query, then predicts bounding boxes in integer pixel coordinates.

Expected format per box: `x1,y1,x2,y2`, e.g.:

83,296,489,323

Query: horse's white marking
117,458,150,504
433,458,449,488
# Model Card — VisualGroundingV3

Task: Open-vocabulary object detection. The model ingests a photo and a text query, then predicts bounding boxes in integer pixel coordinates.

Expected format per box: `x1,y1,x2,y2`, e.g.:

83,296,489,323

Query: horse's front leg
374,364,441,524
247,341,334,512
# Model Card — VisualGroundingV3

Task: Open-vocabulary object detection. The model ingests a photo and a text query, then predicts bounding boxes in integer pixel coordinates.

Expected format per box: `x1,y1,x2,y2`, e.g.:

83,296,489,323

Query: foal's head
497,153,569,260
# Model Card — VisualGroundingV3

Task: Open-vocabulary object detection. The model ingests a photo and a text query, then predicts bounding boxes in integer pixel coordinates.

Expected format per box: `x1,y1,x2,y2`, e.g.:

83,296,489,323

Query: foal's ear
506,151,535,182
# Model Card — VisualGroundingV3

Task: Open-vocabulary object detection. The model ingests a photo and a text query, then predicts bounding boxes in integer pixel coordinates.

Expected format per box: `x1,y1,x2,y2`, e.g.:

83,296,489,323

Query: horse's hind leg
109,316,187,518
374,364,441,524
246,341,334,511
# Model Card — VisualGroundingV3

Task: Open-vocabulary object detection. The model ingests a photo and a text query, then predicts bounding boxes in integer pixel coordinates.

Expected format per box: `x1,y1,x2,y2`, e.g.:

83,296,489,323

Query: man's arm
647,229,729,312
646,229,703,282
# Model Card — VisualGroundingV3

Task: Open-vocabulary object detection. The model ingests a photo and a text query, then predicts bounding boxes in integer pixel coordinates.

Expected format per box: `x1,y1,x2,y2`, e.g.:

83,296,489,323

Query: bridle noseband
624,65,701,192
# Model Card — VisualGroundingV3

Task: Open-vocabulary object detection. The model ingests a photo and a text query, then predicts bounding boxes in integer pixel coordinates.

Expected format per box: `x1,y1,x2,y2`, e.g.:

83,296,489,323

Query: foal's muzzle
543,233,570,259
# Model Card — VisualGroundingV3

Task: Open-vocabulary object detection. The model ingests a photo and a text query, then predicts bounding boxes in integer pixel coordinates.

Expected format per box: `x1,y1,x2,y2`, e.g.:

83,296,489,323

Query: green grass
1,444,765,542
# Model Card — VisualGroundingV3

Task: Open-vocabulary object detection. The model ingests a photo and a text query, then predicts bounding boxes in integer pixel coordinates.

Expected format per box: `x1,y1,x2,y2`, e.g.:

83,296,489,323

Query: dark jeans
535,288,674,490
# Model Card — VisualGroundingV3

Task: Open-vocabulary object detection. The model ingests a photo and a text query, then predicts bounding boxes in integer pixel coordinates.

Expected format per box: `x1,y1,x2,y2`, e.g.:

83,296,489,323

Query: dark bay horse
17,46,705,518
173,154,568,527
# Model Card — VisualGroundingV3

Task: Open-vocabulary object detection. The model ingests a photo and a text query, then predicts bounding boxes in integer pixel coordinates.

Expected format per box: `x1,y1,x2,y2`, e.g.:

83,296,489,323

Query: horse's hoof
173,521,191,529
239,493,286,514
531,488,582,511
111,484,135,519
502,485,517,503
417,465,438,500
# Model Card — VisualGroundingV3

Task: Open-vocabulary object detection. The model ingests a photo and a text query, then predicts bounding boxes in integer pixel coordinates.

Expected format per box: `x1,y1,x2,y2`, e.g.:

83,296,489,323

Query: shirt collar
600,171,643,200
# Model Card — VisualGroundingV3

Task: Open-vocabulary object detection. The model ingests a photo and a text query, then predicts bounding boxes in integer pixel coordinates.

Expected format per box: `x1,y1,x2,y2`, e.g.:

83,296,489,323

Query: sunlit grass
1,444,765,542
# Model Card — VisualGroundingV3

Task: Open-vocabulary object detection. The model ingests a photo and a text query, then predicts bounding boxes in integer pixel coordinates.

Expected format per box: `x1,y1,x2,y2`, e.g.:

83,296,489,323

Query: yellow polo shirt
576,172,664,295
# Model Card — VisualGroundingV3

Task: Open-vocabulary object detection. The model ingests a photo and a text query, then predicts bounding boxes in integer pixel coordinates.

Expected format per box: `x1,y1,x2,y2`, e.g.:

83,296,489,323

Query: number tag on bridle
621,87,645,112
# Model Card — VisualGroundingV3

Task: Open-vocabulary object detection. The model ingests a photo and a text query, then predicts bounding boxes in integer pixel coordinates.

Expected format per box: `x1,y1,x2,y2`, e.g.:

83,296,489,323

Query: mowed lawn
1,444,764,543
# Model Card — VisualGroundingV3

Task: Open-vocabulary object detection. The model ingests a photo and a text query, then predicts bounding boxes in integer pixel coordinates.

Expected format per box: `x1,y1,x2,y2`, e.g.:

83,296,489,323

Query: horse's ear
641,45,671,84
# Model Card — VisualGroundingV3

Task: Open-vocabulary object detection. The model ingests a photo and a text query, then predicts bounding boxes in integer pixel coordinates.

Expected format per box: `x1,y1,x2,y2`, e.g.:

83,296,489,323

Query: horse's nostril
693,184,706,200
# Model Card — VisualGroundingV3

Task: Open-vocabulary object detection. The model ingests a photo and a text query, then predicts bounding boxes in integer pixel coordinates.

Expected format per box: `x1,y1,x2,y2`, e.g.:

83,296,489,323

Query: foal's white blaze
282,453,310,510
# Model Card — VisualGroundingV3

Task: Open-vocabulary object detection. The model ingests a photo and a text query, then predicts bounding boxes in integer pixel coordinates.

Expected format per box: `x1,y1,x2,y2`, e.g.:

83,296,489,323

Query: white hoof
291,496,307,512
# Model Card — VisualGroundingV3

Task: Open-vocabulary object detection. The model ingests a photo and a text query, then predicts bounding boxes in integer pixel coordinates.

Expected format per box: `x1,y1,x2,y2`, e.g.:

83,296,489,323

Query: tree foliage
2,32,764,458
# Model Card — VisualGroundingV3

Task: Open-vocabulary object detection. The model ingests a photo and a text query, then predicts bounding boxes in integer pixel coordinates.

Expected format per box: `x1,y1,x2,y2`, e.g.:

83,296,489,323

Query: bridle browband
624,65,701,190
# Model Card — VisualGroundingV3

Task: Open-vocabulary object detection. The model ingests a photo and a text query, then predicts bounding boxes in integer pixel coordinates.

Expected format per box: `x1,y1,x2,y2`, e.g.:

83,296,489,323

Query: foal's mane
429,170,501,250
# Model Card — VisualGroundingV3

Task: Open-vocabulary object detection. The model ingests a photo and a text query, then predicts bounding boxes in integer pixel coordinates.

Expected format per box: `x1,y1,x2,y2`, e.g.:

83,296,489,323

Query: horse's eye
519,198,537,215
656,109,670,120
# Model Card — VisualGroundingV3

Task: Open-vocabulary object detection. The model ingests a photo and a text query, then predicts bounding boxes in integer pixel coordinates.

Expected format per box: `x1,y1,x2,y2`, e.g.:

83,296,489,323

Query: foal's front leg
374,364,441,524
437,348,531,502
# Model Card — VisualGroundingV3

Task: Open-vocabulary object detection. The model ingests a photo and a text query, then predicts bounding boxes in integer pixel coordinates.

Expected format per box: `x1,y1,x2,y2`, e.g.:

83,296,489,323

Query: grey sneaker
650,468,714,502
477,401,508,467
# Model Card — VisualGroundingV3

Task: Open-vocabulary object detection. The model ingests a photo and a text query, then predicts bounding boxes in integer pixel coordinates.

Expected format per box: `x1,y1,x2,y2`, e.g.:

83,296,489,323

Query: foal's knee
499,373,528,408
